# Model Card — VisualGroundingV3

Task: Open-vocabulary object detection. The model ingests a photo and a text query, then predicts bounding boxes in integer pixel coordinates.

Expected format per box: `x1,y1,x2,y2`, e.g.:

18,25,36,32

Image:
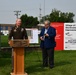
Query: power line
14,11,21,19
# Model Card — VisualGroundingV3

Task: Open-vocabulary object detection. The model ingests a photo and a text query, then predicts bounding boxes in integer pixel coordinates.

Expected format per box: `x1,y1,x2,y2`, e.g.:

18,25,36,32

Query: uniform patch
21,28,24,32
14,29,16,32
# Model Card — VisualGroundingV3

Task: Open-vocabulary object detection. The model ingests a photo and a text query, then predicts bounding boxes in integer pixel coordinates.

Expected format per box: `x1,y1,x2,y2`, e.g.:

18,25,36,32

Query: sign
64,23,76,50
26,28,38,43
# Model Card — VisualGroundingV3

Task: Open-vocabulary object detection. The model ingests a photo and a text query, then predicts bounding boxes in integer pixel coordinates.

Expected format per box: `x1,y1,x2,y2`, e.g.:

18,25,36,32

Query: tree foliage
20,14,39,28
41,9,75,23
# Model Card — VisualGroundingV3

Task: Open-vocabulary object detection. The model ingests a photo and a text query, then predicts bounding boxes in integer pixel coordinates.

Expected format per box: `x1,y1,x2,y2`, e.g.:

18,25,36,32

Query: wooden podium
10,39,29,75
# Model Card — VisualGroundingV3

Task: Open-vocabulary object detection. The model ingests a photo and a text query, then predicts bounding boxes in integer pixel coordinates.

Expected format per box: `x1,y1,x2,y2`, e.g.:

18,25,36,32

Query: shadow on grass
55,60,72,67
0,58,11,67
0,50,11,67
25,62,46,74
0,50,11,58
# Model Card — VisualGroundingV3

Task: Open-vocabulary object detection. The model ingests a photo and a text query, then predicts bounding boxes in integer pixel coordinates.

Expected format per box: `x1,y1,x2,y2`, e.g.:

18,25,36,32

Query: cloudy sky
0,0,76,24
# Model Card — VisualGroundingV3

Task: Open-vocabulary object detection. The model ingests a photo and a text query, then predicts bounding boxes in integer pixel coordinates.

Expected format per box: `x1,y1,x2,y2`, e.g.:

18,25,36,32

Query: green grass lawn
0,50,76,75
0,35,76,75
1,35,9,47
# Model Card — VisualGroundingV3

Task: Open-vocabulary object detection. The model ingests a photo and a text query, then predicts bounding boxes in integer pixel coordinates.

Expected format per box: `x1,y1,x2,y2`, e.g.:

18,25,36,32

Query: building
0,24,14,35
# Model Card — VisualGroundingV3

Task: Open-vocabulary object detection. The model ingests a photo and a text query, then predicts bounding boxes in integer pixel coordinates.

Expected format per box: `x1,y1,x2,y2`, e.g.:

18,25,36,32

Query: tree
20,14,39,28
41,9,75,23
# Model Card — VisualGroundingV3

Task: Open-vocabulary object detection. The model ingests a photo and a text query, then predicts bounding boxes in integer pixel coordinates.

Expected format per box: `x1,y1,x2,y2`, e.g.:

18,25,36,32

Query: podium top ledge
9,39,29,47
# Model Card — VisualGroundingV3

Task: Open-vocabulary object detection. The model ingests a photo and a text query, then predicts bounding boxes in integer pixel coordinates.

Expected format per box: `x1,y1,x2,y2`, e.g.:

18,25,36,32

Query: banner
64,23,76,50
26,28,38,44
51,22,64,50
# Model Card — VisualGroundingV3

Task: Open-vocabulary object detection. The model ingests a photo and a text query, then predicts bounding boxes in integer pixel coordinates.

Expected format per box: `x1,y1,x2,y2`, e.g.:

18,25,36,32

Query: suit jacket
39,26,56,49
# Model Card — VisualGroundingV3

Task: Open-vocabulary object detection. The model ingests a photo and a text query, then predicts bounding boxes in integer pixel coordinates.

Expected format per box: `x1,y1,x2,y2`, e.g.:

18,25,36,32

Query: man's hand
40,37,44,41
8,41,10,45
45,33,49,37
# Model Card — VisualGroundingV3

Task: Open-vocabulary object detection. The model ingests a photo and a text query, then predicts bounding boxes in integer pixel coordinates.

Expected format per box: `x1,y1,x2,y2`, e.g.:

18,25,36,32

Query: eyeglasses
45,24,49,26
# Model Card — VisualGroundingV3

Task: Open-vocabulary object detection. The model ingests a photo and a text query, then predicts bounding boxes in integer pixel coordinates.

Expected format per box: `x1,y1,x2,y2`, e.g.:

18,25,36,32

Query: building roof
37,24,44,27
0,24,15,26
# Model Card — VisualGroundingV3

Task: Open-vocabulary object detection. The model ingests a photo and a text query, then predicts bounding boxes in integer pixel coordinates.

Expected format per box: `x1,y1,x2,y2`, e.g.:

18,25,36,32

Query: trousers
42,48,54,67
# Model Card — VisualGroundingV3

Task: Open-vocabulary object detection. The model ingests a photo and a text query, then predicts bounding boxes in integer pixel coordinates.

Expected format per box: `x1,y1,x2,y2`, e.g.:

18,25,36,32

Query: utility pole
0,24,1,50
14,11,21,19
39,4,42,24
44,0,45,21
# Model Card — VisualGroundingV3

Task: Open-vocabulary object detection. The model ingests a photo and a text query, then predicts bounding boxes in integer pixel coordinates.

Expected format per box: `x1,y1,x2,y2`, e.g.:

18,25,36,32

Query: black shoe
49,66,54,69
50,67,54,69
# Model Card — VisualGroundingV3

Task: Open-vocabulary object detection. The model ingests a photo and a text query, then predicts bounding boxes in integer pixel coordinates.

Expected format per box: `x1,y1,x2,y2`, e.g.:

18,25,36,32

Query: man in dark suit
39,20,56,69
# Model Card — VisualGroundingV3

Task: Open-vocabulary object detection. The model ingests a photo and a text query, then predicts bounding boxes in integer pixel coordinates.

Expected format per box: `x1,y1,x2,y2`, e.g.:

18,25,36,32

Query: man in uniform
8,18,28,72
8,18,28,40
39,20,56,69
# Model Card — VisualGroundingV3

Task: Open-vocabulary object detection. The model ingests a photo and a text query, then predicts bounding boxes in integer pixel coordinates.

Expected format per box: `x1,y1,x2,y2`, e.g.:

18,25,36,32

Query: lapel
46,27,50,34
42,27,51,35
42,27,45,34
